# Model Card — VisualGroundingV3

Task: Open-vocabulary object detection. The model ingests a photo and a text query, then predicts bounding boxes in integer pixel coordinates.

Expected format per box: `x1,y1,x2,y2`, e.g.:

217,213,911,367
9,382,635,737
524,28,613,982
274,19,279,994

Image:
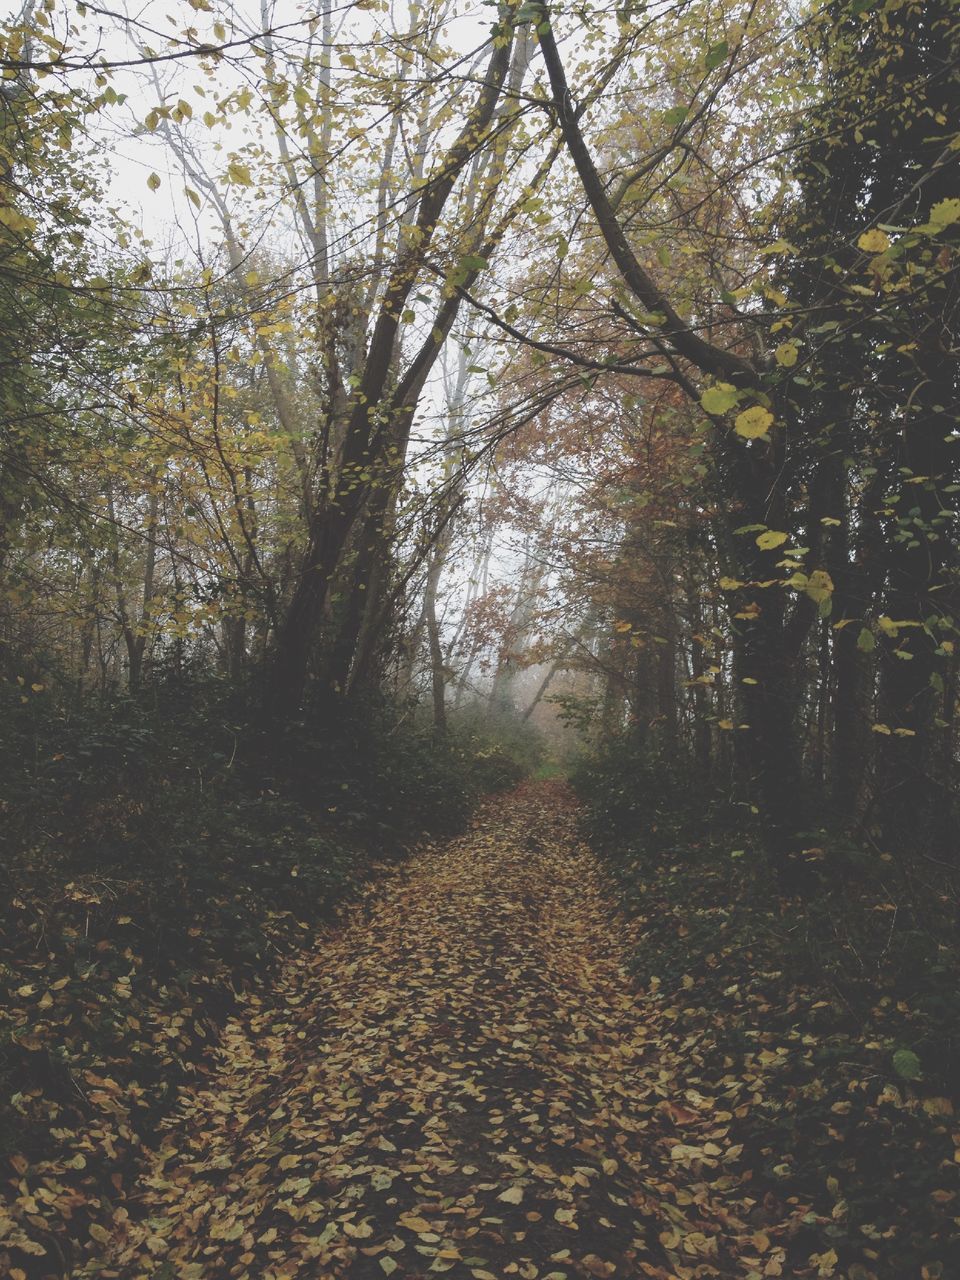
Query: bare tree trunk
425,557,447,737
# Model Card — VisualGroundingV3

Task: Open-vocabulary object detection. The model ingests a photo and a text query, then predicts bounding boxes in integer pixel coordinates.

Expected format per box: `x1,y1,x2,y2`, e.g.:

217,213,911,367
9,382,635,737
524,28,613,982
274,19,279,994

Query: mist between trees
0,0,958,1271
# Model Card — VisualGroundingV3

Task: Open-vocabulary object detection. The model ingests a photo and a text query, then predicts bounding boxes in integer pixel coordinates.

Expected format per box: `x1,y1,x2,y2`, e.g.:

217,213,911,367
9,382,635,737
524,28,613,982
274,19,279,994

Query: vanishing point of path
107,785,777,1280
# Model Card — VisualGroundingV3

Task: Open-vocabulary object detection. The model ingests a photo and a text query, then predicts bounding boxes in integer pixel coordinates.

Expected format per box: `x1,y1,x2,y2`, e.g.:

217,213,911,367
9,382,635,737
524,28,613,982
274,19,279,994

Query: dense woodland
1,0,959,1276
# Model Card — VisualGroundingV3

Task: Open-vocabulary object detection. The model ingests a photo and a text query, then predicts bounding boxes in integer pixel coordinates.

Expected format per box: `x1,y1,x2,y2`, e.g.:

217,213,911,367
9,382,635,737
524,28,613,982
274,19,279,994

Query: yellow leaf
497,1185,524,1204
928,198,960,231
735,406,774,438
775,341,799,367
398,1214,433,1233
0,207,38,234
857,228,890,253
805,569,834,604
756,530,788,550
812,1247,838,1277
700,382,739,415
227,160,252,186
344,1219,374,1239
718,576,743,590
146,172,161,191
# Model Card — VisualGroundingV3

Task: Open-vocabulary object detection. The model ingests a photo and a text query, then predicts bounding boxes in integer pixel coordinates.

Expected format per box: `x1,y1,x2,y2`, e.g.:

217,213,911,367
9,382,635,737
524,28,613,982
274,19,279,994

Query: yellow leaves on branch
0,206,38,234
787,569,835,604
700,386,780,438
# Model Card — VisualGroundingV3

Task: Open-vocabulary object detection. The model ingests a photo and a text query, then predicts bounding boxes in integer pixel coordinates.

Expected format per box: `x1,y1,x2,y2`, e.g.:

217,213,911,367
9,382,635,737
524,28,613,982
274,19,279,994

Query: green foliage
570,730,743,858
445,700,545,795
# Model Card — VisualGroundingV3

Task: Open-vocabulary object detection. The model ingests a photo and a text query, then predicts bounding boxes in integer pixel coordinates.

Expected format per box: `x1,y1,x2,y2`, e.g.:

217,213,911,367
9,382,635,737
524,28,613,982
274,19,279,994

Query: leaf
734,406,774,438
922,1096,954,1116
497,1185,524,1204
927,198,960,232
812,1248,838,1277
756,530,788,550
399,1214,433,1232
775,341,799,367
380,1261,398,1276
893,1048,921,1080
704,40,728,69
857,228,890,253
146,172,162,191
857,627,876,652
699,382,739,415
804,569,834,604
582,1256,616,1278
227,160,252,186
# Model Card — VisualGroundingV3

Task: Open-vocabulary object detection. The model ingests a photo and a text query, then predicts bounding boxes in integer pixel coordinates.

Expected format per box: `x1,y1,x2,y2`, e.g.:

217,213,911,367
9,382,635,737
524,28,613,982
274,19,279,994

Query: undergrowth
573,734,960,1279
0,670,533,1276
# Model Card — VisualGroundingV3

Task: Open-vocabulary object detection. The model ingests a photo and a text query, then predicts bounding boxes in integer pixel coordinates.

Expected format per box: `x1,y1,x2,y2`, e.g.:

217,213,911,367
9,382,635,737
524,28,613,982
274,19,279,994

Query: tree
516,0,959,853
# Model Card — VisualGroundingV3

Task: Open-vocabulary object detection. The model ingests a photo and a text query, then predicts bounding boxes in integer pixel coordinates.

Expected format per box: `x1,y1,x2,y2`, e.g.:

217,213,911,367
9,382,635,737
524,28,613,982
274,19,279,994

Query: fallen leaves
497,1186,525,1205
4,783,956,1279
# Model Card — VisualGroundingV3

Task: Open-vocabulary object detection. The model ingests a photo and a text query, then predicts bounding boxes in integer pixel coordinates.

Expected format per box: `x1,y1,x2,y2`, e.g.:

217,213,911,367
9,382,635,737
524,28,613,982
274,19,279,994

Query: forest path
111,784,761,1280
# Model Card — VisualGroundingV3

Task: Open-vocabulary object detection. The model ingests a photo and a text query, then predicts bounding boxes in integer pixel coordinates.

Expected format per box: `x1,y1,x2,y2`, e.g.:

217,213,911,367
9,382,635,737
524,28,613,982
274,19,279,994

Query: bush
447,700,545,794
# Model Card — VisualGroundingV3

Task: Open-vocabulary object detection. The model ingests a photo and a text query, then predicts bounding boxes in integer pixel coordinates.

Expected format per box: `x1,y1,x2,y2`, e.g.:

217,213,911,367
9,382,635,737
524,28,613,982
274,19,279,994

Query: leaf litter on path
78,784,934,1279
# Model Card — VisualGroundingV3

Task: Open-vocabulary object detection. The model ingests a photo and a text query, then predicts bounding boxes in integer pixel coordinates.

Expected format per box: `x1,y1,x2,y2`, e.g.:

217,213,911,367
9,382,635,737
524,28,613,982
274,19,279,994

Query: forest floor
6,783,956,1280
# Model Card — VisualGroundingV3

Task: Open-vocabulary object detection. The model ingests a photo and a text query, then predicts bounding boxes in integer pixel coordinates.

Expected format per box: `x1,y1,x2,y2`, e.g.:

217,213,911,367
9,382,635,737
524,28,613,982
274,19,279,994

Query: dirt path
107,785,767,1280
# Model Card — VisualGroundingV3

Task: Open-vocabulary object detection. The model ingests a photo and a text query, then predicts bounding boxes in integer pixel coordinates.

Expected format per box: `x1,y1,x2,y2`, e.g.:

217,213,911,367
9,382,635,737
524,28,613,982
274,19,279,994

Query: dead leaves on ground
3,783,957,1278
